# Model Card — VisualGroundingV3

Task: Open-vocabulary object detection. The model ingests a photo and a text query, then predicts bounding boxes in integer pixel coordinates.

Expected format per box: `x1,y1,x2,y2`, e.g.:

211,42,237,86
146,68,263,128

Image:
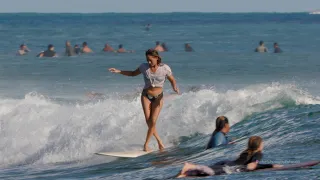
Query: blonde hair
242,136,263,161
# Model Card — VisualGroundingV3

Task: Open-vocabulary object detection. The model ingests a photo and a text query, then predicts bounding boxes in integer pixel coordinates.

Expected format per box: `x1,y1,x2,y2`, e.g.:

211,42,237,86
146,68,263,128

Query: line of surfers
16,41,194,57
16,40,282,58
174,116,284,178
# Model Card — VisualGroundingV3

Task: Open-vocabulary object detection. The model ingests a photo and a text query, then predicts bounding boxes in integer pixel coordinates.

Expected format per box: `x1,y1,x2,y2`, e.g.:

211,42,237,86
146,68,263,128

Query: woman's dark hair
145,49,162,64
210,116,229,138
206,116,229,150
214,116,229,134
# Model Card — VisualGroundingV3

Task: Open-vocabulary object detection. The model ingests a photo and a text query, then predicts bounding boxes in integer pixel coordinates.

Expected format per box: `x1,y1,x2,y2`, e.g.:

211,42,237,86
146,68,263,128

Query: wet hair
156,41,160,45
48,44,54,49
119,44,123,48
239,136,263,162
74,44,79,48
211,116,229,137
20,44,25,48
259,41,264,45
274,42,278,46
83,42,87,46
145,49,162,64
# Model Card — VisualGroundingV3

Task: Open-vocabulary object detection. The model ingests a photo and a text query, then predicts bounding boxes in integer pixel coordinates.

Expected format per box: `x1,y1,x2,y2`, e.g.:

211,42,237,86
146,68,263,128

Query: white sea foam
0,83,318,167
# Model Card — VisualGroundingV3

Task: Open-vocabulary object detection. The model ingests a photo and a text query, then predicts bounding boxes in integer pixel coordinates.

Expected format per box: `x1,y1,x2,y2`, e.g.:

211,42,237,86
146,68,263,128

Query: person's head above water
259,41,264,46
215,116,230,134
245,136,264,154
145,49,161,66
156,41,160,46
118,44,123,49
66,41,71,46
48,44,54,51
274,42,279,48
20,44,25,49
82,42,88,47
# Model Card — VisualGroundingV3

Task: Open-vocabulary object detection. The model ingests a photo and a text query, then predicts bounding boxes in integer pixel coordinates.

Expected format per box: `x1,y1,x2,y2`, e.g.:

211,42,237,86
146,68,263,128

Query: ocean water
0,13,319,179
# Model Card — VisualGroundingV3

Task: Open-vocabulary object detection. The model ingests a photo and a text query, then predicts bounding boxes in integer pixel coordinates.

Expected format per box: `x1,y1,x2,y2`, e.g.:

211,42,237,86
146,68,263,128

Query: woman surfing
109,49,179,152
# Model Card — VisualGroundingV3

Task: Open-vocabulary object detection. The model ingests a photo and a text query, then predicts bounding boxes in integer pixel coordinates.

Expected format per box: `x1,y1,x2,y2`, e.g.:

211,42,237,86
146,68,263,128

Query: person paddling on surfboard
109,49,179,152
176,136,283,178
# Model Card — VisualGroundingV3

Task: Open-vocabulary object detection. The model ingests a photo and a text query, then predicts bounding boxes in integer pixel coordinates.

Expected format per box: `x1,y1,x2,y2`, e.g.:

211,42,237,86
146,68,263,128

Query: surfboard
255,160,320,172
95,150,153,158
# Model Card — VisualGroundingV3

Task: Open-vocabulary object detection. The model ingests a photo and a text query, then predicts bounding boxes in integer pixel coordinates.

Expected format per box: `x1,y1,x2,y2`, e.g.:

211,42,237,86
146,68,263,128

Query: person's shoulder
160,63,171,68
253,152,263,159
215,131,225,138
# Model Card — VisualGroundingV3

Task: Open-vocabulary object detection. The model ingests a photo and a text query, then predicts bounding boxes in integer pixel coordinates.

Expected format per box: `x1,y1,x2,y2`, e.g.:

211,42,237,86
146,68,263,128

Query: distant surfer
184,43,194,52
103,43,115,52
176,136,283,178
116,44,134,53
162,43,168,52
154,41,165,52
74,44,81,55
254,41,268,53
38,44,57,58
65,40,74,56
273,42,282,53
109,49,179,152
81,42,93,53
145,24,151,31
17,44,30,56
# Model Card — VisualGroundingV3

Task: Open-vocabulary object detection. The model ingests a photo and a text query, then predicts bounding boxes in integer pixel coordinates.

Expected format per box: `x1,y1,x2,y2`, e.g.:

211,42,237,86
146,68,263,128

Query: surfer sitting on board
176,136,283,178
109,49,179,152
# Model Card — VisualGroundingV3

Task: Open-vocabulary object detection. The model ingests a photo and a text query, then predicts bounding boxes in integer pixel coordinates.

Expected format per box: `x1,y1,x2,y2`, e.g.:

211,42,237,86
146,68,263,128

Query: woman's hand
173,86,180,94
109,68,121,73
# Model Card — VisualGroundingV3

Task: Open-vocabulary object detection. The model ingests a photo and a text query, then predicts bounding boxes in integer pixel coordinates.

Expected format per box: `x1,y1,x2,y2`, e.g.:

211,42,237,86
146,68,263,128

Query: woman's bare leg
141,95,164,151
145,96,164,150
141,95,152,151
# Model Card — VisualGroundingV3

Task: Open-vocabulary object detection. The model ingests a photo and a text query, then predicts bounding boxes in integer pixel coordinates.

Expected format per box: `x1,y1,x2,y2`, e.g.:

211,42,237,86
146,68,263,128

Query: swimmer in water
17,44,30,56
161,43,168,52
81,42,93,53
74,45,80,55
206,116,232,149
184,43,194,52
109,49,179,152
65,40,74,56
102,43,115,52
116,44,134,53
176,136,283,178
145,24,151,31
273,42,283,53
255,41,268,53
154,41,165,52
38,44,57,58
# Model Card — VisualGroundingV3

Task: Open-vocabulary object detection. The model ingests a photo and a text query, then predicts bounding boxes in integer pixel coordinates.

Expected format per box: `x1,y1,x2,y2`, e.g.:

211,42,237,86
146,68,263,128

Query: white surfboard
95,150,153,158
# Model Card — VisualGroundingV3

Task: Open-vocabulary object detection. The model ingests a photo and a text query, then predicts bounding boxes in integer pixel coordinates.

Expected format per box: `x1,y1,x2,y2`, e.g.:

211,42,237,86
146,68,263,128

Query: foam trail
0,83,319,167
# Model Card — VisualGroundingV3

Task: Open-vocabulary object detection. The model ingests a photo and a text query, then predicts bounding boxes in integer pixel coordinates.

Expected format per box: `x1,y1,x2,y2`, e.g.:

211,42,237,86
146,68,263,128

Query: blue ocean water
0,13,319,179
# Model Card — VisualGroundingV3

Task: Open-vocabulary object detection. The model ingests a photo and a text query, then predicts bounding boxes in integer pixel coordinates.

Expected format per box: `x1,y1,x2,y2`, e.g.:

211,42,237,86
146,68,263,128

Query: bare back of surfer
108,49,179,152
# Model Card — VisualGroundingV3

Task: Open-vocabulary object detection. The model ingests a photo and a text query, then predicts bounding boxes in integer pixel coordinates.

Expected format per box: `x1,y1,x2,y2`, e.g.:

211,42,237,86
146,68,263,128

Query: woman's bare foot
158,141,165,151
181,163,196,174
176,162,196,178
143,145,152,152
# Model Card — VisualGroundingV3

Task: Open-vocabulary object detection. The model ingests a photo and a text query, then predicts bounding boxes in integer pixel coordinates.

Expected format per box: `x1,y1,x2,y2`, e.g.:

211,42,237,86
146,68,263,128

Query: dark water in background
0,13,319,179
